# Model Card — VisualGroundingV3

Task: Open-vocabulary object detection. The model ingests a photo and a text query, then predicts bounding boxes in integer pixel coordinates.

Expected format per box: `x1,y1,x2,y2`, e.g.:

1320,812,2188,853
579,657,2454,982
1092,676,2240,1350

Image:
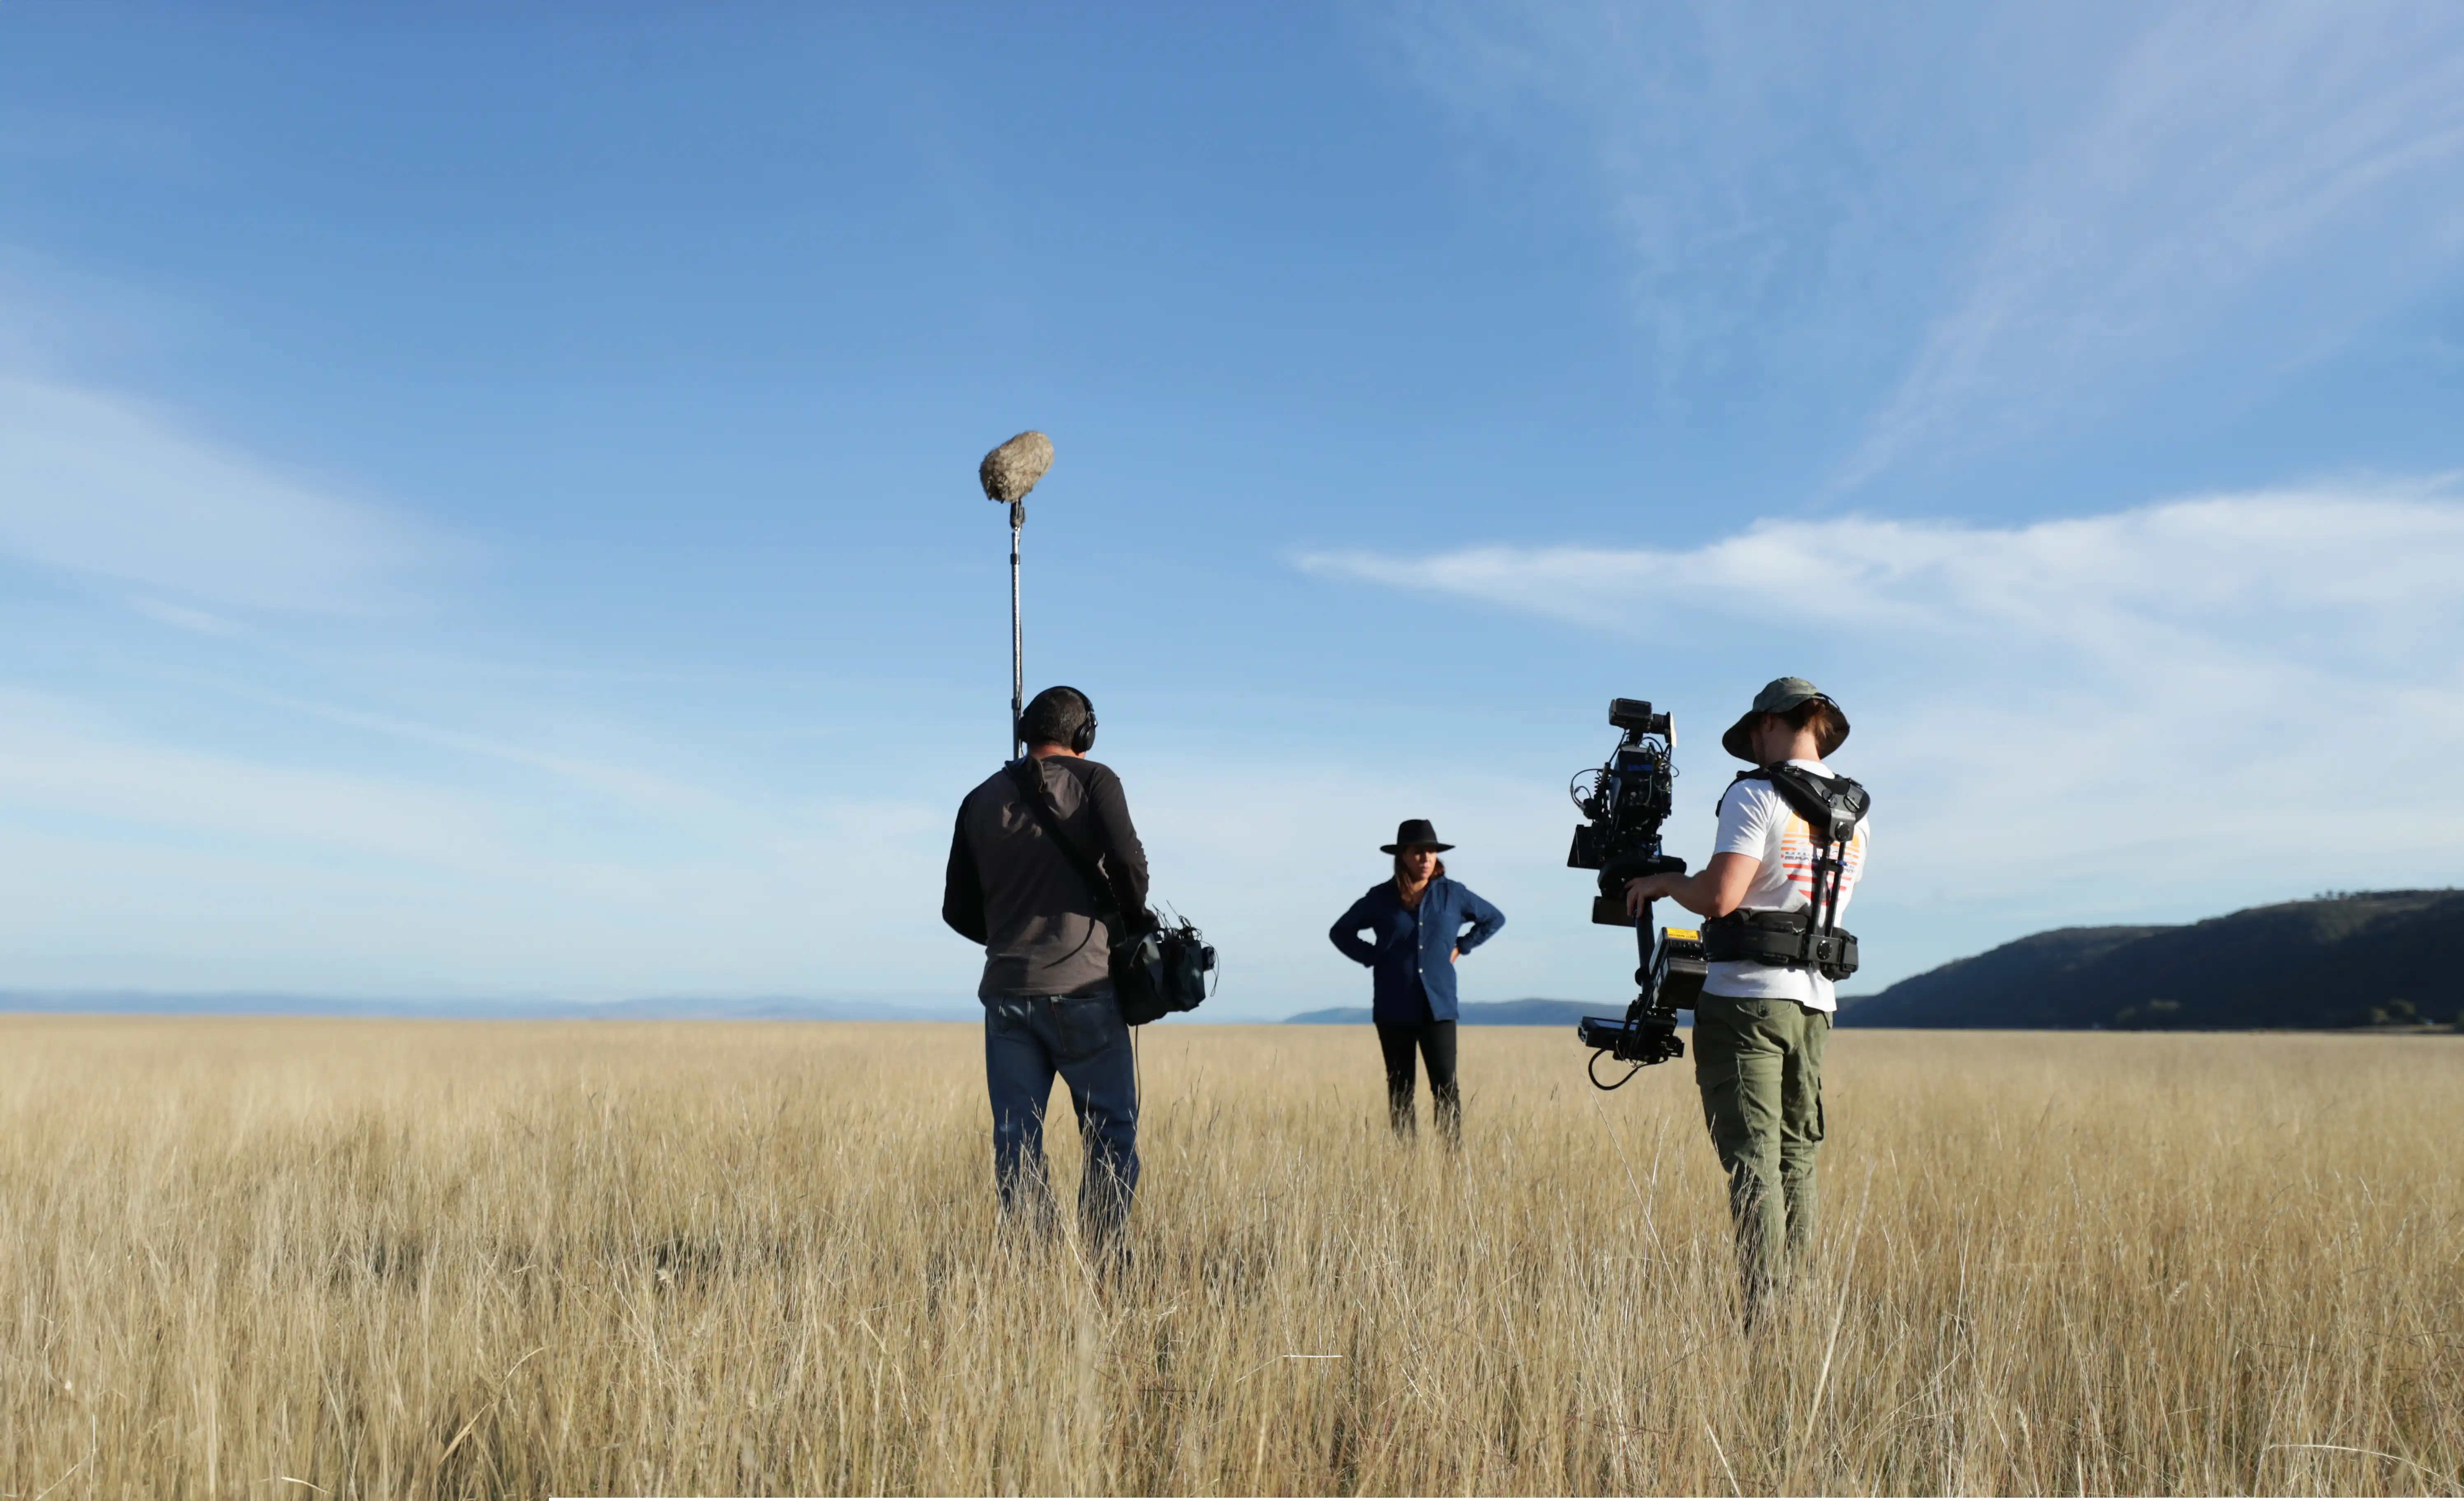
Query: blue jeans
983,988,1139,1250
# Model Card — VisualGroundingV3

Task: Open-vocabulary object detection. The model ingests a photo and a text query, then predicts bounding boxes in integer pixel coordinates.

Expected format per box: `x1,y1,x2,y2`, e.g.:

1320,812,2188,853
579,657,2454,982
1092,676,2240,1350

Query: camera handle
1618,906,1685,1064
1577,851,1694,1085
1580,894,1692,1089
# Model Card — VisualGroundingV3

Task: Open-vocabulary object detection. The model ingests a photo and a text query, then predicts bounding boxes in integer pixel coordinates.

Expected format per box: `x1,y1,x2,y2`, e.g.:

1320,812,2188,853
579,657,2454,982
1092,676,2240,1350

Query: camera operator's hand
1623,874,1678,918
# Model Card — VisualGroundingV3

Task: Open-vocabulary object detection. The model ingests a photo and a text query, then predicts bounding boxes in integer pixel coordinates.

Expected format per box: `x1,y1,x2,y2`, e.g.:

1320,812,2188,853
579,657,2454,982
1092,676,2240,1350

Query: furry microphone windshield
979,430,1054,506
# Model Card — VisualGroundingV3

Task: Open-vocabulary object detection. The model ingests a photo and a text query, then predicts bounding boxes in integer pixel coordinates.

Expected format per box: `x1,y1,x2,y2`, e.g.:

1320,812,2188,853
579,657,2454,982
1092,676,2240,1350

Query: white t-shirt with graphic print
1701,757,1871,1013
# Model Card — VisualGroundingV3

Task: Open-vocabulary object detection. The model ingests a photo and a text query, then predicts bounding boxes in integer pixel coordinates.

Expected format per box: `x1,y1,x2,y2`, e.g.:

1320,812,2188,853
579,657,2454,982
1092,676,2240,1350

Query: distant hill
1841,890,2464,1030
1288,999,1602,1026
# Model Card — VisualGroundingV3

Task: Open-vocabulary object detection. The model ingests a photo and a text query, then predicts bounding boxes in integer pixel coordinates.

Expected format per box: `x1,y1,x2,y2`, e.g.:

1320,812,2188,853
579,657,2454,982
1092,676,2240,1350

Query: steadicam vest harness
1701,764,1869,982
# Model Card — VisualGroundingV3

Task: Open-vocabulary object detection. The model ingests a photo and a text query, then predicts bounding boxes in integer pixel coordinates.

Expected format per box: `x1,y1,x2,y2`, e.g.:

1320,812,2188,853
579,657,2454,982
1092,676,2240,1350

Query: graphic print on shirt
1776,813,1867,910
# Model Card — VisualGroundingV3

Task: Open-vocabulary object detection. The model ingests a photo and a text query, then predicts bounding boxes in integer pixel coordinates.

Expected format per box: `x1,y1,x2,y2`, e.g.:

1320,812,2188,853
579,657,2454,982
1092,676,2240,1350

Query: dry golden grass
3,1016,2460,1497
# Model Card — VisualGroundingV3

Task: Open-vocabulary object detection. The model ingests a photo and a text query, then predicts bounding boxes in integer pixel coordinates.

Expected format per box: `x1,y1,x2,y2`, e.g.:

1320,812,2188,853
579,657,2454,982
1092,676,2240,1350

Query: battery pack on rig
1578,926,1708,1066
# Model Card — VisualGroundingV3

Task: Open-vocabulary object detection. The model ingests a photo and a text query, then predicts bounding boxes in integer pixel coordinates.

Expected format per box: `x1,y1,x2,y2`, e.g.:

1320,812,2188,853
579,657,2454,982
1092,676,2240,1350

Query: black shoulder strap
1762,764,1867,959
1760,764,1870,846
1004,758,1128,933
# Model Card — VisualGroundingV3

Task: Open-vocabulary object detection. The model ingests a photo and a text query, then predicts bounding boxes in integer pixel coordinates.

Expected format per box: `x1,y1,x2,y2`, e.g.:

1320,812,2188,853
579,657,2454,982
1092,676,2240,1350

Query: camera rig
1566,698,1708,1087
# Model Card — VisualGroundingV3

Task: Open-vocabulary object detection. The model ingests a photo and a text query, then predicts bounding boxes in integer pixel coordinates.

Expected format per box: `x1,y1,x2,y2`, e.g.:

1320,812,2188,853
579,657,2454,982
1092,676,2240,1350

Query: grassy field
3,1017,2460,1497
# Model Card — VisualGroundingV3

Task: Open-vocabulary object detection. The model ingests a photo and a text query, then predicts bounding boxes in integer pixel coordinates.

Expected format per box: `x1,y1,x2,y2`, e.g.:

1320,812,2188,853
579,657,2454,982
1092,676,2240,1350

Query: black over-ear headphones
1017,685,1100,754
1054,685,1098,753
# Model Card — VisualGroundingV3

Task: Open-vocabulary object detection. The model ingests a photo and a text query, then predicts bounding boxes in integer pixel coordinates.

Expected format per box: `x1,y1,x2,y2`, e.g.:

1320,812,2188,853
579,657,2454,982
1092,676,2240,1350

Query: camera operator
941,685,1148,1258
1622,678,1870,1314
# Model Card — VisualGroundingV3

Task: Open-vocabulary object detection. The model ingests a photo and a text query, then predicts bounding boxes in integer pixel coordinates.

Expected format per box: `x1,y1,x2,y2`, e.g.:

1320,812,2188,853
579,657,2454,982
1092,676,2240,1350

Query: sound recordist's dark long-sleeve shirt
943,755,1150,1000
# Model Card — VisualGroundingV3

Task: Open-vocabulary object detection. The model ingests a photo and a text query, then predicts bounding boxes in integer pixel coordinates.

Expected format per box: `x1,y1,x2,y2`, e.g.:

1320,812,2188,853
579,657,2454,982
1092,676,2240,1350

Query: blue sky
2,3,2461,1017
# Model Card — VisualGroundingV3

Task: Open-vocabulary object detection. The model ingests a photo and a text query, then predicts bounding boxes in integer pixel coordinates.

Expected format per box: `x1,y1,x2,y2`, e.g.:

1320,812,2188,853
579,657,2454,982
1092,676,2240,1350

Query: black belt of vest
1700,908,1860,981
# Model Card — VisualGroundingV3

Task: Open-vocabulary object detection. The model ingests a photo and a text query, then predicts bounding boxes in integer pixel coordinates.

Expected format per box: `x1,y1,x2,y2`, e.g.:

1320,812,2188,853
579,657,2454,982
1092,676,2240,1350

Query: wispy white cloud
0,292,975,1000
1301,481,2464,666
1381,0,2464,486
128,596,246,635
0,683,975,999
1302,482,2464,965
0,373,457,611
0,688,511,867
1839,2,2464,488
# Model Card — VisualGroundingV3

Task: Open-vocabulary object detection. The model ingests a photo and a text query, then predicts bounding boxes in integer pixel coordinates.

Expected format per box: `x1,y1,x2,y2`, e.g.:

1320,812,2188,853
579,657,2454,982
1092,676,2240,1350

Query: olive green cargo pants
1691,992,1828,1305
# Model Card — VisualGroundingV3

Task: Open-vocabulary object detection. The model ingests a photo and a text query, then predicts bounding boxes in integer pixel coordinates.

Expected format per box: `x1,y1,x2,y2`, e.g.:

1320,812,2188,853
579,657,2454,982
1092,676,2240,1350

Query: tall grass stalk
2,1018,2458,1496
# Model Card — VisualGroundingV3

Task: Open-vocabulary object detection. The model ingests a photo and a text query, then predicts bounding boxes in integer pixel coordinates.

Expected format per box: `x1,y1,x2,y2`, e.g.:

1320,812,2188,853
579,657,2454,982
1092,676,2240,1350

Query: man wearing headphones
941,685,1150,1256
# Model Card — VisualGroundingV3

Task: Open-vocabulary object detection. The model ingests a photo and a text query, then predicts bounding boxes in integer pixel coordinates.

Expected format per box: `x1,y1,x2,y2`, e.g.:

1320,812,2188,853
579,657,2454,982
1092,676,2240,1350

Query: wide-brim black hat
1380,818,1454,853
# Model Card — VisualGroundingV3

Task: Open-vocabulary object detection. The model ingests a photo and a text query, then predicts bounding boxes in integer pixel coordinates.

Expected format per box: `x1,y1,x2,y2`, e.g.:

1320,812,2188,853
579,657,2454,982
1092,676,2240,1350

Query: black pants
1375,1020,1459,1143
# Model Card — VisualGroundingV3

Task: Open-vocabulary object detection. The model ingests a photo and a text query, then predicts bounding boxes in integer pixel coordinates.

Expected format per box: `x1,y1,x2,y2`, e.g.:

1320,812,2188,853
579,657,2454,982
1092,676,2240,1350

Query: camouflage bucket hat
1721,676,1850,762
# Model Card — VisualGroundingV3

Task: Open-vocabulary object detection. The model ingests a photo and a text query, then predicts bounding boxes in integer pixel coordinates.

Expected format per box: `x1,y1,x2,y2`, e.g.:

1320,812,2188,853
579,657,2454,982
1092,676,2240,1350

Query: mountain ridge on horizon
1839,888,2464,1030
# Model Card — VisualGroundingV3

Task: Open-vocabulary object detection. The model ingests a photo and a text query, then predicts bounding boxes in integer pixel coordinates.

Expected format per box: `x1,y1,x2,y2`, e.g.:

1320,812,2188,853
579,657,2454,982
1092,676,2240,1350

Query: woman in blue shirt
1328,819,1506,1144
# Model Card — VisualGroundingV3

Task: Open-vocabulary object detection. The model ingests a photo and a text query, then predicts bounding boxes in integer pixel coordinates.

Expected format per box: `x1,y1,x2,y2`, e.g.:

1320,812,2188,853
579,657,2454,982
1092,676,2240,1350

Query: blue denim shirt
1329,876,1506,1024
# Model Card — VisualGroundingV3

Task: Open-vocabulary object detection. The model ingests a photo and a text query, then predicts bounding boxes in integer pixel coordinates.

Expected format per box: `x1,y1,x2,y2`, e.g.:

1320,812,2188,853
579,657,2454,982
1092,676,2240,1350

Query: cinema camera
1566,698,1708,1086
